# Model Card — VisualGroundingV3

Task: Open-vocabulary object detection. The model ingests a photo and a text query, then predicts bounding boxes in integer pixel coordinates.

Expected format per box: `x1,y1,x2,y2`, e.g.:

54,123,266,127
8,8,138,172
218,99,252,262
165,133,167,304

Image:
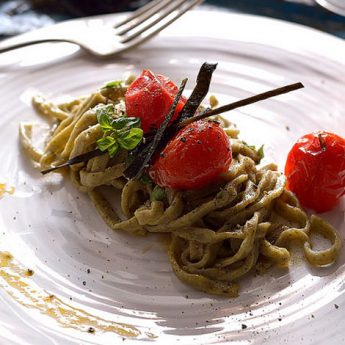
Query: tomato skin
285,131,345,213
125,70,186,133
149,121,232,190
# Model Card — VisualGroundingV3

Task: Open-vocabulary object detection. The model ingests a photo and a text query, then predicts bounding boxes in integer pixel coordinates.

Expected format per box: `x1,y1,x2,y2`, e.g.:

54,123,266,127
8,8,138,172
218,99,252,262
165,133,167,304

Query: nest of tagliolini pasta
20,76,341,297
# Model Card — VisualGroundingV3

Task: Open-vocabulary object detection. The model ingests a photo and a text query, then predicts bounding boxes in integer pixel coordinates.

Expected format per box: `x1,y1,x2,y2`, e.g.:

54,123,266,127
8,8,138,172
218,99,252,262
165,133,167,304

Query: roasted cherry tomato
125,70,186,133
149,120,232,190
285,131,345,213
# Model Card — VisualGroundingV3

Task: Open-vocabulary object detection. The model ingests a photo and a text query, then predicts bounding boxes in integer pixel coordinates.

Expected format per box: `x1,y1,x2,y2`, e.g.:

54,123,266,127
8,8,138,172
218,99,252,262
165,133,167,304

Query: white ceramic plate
0,10,344,345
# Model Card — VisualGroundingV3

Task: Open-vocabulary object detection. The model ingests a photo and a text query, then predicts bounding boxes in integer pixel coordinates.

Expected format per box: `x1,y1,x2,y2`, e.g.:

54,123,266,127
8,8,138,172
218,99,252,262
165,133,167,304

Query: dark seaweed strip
179,82,304,127
124,78,188,180
40,149,104,175
124,141,152,172
178,62,217,122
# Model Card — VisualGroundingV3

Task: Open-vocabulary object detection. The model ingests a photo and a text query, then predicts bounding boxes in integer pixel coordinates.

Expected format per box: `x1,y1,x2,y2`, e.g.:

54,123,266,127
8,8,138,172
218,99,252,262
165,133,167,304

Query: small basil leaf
102,80,122,89
95,104,115,131
98,114,113,131
108,142,119,157
112,116,141,130
257,145,265,160
97,136,115,151
125,117,141,129
151,185,166,201
95,104,114,118
118,128,143,151
140,174,153,186
112,117,129,130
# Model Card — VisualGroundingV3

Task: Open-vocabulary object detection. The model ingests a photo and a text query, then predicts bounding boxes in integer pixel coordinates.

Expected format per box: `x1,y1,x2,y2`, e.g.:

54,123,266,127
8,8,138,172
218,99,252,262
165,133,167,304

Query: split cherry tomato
125,70,186,133
149,120,232,190
285,131,345,213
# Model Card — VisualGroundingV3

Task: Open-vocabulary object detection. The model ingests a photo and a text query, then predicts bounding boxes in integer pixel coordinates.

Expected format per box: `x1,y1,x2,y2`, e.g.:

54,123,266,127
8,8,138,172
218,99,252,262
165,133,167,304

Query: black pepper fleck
87,269,91,274
335,304,339,309
241,324,247,330
82,281,86,286
88,327,95,333
180,137,187,143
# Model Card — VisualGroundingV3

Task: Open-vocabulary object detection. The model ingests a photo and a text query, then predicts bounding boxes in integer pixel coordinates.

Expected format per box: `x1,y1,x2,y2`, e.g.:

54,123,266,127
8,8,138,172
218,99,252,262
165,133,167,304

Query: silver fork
0,0,203,57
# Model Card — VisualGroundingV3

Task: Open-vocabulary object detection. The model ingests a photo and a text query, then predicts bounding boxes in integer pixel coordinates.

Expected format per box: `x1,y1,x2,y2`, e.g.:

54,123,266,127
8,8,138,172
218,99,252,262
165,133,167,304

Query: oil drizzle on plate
0,183,15,198
0,251,142,338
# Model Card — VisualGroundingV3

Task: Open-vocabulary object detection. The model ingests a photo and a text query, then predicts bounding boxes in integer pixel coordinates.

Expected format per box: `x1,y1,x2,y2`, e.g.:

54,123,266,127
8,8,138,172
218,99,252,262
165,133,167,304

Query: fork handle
0,32,67,54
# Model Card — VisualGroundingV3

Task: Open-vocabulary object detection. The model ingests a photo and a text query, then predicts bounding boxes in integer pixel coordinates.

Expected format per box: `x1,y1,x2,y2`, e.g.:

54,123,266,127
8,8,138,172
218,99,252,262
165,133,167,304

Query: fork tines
114,0,204,44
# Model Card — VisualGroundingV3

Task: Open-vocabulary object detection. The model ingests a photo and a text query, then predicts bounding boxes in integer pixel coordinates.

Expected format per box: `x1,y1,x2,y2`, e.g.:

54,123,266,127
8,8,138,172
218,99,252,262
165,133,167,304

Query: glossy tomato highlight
149,120,232,190
285,131,345,213
125,70,186,133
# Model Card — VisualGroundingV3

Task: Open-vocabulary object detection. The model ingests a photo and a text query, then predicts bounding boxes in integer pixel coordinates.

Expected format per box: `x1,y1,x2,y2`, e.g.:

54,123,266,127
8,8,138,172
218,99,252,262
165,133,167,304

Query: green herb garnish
242,141,265,163
96,104,143,157
242,141,254,150
151,185,166,201
117,128,143,151
102,80,123,89
140,174,153,186
95,104,115,130
257,145,265,160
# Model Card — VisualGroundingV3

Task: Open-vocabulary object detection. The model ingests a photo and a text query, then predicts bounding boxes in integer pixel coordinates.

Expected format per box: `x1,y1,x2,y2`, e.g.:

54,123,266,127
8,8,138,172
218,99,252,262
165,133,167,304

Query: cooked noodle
19,78,341,297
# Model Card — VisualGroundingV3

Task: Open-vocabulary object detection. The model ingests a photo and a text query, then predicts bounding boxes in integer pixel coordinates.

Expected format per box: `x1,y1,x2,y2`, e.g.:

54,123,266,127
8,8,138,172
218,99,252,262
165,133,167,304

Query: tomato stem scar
318,132,327,152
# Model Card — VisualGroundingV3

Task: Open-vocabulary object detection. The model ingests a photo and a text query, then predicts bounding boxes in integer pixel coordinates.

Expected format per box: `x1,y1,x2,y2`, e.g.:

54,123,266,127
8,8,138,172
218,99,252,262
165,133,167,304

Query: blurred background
0,0,344,39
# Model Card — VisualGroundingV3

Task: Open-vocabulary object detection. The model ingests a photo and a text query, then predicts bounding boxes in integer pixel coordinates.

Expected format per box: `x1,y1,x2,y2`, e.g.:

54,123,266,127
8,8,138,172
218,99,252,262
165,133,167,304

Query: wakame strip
179,82,304,127
40,149,104,175
178,62,217,122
